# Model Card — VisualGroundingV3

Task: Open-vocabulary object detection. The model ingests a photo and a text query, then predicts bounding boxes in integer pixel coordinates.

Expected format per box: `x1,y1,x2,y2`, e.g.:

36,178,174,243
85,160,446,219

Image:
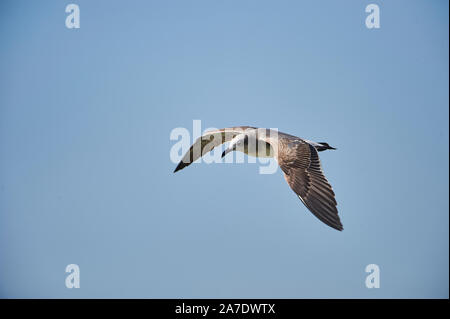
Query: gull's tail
316,142,336,152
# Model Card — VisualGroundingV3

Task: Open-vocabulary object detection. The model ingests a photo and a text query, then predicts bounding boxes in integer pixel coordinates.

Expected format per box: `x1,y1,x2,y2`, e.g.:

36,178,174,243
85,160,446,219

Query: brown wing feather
278,139,342,231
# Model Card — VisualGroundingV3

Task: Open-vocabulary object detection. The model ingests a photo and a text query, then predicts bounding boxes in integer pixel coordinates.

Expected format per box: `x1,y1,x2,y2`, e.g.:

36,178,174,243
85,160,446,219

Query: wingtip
174,161,188,173
173,163,182,173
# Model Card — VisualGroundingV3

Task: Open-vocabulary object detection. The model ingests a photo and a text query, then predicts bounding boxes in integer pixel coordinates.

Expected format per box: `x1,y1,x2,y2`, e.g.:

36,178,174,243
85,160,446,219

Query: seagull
173,126,343,231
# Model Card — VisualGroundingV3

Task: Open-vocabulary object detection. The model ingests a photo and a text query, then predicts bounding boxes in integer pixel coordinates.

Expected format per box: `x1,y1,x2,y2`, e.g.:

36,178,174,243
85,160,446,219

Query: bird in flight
173,126,343,231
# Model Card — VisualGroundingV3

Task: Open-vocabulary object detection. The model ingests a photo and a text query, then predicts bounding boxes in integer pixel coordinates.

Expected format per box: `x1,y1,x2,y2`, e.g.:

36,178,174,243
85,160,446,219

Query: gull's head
221,134,248,158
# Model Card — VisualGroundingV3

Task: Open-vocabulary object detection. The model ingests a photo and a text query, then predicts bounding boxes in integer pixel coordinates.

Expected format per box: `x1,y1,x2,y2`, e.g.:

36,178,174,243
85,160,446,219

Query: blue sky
0,0,448,298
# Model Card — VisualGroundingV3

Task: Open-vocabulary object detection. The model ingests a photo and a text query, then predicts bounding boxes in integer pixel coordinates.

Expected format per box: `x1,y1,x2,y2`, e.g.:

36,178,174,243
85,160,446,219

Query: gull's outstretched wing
173,126,257,172
276,137,343,231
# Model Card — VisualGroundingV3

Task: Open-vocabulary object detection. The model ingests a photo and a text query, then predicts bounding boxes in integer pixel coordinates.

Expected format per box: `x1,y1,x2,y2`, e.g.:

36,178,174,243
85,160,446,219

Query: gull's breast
244,141,275,158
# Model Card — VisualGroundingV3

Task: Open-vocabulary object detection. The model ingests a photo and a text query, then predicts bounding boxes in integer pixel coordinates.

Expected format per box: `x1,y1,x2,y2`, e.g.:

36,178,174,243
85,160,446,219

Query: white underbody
229,130,276,158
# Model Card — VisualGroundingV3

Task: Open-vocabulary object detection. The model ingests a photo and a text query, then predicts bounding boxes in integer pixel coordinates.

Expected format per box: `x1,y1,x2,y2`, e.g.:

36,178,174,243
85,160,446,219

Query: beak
221,148,232,158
